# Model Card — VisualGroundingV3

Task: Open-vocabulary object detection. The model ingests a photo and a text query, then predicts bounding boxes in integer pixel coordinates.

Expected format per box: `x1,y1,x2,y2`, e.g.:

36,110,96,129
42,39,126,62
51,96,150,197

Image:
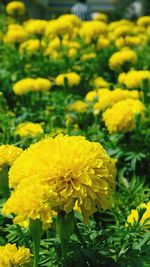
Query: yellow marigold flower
19,39,40,54
58,14,81,27
15,122,44,138
109,50,137,71
68,48,77,58
68,100,88,113
0,145,22,167
67,41,81,49
6,1,26,16
8,23,23,31
45,19,73,38
93,88,139,112
108,19,132,32
125,35,142,47
137,16,150,27
85,90,98,102
23,19,47,35
0,243,31,266
126,201,150,228
113,25,133,38
13,78,52,95
118,70,150,89
93,77,109,88
80,21,107,41
97,36,110,49
81,53,96,61
4,28,28,44
102,98,145,133
3,183,57,229
93,13,108,23
55,72,80,87
8,135,116,222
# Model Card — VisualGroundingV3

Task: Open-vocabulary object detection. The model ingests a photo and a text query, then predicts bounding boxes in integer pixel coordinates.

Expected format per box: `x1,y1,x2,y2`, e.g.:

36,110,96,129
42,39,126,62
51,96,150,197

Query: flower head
109,50,137,71
0,145,23,168
0,243,31,267
6,1,26,16
55,72,80,87
15,122,44,138
8,135,116,222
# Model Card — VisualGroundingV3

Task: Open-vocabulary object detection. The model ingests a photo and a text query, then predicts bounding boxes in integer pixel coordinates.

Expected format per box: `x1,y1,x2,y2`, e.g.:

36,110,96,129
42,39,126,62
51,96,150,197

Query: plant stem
29,219,42,267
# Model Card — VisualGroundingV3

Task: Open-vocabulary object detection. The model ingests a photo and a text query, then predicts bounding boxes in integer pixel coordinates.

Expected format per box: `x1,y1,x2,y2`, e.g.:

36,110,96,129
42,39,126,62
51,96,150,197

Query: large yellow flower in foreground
0,145,23,168
8,135,116,222
0,243,31,266
55,72,80,87
102,98,145,133
6,1,26,16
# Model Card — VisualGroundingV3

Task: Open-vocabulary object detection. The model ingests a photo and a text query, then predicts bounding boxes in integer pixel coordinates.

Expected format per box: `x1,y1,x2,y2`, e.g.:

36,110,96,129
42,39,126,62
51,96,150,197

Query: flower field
0,1,150,266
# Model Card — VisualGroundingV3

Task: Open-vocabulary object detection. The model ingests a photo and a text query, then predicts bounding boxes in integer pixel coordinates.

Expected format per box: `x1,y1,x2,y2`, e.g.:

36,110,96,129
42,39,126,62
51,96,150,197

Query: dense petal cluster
68,100,88,113
13,78,52,95
55,72,81,87
23,19,47,35
102,99,145,133
6,1,26,16
15,122,44,137
8,135,116,222
45,20,73,38
80,21,107,41
0,243,31,266
0,145,23,167
109,50,137,71
19,39,40,54
118,70,150,89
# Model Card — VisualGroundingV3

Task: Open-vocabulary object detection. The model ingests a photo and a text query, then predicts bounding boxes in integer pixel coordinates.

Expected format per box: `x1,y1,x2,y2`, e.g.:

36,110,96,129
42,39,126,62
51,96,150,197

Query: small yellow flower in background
97,36,110,49
113,25,133,38
80,21,107,42
4,28,28,44
0,145,23,168
58,14,82,28
109,50,137,71
93,76,109,88
118,70,150,89
15,122,44,138
45,19,73,38
68,100,88,113
137,16,150,27
23,19,47,35
93,88,140,112
6,1,26,16
102,98,145,133
126,201,150,228
8,134,116,223
68,48,77,58
85,90,98,102
81,53,96,61
13,78,52,95
55,72,81,87
0,243,31,266
93,13,108,23
19,39,40,54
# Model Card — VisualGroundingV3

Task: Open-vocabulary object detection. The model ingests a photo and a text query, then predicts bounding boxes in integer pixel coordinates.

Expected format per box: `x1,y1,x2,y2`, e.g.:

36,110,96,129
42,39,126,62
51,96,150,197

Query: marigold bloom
126,201,150,228
8,135,116,222
109,50,137,71
102,98,145,133
81,53,96,61
58,14,81,27
68,100,88,113
3,183,57,229
15,122,44,138
19,39,40,54
6,1,26,16
23,19,47,35
137,16,150,27
0,244,31,266
80,21,107,41
45,20,73,38
55,72,80,87
93,88,139,111
13,78,52,95
4,28,28,44
0,145,22,168
118,70,150,89
93,77,109,88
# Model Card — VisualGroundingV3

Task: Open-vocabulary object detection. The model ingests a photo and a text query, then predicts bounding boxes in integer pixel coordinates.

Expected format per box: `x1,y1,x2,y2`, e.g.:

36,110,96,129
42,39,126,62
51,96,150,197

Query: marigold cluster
109,50,137,71
13,78,52,95
15,122,44,138
0,145,23,168
118,70,150,89
6,1,26,16
55,72,81,87
102,99,145,133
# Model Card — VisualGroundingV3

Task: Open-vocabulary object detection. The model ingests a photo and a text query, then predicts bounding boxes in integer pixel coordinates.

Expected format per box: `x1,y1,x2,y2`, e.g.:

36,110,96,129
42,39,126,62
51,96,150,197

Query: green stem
29,219,42,267
0,164,10,200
